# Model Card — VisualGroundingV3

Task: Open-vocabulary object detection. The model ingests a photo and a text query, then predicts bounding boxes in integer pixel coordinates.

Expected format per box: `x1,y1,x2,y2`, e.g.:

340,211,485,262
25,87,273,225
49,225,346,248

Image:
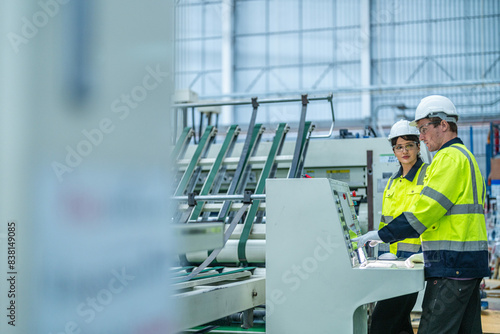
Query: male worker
353,95,489,334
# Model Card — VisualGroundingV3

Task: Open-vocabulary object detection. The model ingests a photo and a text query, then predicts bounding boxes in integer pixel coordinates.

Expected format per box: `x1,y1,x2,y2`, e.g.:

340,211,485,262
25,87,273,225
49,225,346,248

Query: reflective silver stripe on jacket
416,163,428,186
421,240,488,252
397,243,421,252
420,145,484,216
452,145,486,203
451,146,479,204
386,177,395,190
404,211,427,234
381,215,393,224
445,204,484,215
421,186,454,211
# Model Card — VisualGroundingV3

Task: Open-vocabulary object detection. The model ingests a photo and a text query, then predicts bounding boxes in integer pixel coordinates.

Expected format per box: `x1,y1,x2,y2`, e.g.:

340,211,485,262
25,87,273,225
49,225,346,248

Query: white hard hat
410,95,458,126
387,119,420,141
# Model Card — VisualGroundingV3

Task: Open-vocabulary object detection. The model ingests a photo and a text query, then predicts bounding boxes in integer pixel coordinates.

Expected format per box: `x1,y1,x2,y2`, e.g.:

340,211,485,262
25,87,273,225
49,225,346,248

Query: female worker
370,119,428,334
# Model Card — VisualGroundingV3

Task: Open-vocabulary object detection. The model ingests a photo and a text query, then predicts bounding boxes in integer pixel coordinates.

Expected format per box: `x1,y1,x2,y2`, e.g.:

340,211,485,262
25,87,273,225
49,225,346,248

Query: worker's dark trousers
370,292,419,334
417,278,482,334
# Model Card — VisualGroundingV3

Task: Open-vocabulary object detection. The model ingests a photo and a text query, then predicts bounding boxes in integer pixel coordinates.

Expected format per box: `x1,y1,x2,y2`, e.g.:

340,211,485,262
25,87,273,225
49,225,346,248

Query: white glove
352,230,382,247
405,253,424,268
369,240,383,247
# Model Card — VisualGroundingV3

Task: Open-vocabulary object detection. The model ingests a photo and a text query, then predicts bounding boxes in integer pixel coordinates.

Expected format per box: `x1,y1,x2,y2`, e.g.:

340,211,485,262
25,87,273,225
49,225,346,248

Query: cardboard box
489,158,500,183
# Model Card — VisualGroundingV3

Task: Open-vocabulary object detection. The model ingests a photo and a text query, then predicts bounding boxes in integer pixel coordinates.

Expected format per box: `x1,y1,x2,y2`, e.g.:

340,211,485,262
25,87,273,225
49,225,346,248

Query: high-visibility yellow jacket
378,158,428,257
379,138,489,278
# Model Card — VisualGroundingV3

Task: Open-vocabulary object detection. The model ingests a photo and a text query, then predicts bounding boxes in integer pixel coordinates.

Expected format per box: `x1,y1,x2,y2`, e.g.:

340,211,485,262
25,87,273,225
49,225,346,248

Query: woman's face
393,137,419,167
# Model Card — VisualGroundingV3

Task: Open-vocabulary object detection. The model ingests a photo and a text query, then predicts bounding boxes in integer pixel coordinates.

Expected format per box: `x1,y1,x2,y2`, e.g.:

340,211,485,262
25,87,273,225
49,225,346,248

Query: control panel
329,179,367,267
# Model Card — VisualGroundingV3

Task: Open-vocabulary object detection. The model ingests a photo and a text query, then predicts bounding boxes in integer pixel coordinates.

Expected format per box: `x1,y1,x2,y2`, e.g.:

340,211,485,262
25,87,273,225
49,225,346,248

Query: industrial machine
170,94,425,333
266,178,424,333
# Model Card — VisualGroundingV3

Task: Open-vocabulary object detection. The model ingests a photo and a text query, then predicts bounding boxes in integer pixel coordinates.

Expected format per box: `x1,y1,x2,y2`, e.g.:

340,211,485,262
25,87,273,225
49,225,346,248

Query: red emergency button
351,191,356,197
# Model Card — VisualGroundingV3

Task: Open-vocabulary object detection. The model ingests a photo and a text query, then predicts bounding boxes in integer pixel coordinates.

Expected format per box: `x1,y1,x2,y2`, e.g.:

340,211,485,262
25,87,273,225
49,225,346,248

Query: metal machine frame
170,95,422,333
